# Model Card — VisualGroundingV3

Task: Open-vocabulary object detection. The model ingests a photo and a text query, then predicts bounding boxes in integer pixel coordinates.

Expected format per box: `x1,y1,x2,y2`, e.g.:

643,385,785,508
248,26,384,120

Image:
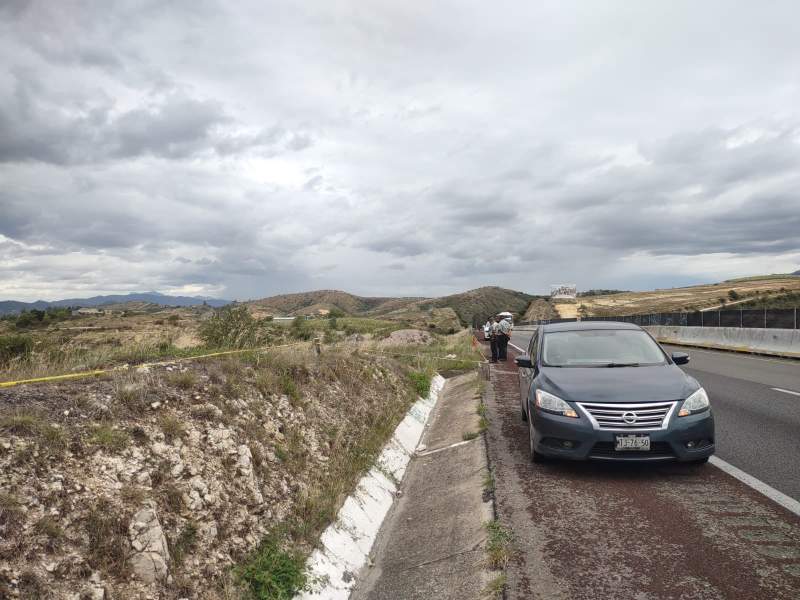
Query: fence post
740,309,742,328
764,308,767,329
701,311,704,327
795,308,797,330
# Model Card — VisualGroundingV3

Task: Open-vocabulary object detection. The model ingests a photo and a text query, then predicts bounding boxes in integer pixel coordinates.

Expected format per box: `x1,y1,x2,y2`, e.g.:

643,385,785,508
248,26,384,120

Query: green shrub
0,334,33,364
290,317,313,341
408,371,431,397
236,534,307,600
199,306,267,348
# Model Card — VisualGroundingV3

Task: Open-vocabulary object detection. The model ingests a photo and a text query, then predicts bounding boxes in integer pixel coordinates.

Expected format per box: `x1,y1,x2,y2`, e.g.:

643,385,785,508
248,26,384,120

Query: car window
528,330,538,359
541,329,667,367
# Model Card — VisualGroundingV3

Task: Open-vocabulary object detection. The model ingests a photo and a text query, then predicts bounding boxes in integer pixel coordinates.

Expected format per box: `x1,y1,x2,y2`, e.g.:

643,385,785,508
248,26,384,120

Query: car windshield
541,329,667,367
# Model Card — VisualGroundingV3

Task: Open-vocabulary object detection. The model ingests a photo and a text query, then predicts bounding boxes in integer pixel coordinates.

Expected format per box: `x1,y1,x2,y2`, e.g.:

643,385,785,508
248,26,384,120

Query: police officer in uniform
497,314,513,361
489,315,501,363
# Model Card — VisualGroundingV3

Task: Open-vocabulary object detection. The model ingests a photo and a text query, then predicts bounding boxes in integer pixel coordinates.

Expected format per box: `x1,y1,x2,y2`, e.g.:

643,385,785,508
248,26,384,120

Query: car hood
539,365,698,403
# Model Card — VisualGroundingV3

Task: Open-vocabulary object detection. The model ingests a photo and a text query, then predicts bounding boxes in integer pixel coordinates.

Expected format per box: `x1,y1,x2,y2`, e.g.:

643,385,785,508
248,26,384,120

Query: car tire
689,457,709,465
521,403,528,421
528,418,545,463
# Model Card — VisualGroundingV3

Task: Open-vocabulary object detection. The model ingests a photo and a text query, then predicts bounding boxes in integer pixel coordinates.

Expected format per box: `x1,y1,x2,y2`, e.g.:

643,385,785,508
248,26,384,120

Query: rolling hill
247,286,535,327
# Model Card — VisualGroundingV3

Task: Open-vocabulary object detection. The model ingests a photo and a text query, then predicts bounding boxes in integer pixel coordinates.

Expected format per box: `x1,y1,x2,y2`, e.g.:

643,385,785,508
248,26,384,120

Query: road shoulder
352,371,494,600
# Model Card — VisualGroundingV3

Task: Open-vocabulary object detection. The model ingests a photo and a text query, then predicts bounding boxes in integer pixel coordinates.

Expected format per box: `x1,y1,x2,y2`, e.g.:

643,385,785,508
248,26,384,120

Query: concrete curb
296,374,447,600
644,325,800,359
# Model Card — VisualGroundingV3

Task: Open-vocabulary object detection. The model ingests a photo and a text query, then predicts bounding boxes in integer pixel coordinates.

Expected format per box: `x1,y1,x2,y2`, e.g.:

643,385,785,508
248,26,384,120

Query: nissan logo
622,411,637,424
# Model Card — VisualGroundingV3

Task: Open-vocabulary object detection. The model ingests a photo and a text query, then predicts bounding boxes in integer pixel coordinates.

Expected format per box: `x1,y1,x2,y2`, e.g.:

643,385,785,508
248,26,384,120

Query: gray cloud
1,0,799,302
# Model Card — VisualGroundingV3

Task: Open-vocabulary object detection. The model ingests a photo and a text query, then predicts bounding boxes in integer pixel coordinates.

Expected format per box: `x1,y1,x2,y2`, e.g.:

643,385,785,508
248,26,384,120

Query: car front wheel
528,415,545,463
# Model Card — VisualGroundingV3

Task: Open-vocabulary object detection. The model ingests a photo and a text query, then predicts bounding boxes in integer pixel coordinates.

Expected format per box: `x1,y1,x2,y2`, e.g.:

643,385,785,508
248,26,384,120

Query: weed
171,521,198,565
236,533,307,600
113,378,148,413
274,444,288,462
481,573,507,598
39,424,68,457
168,370,196,390
0,412,43,436
482,470,495,494
0,492,23,529
462,431,479,441
280,375,301,404
120,485,146,507
89,425,130,453
478,416,489,433
84,498,130,575
477,402,487,418
33,516,63,552
17,570,47,600
159,483,184,512
255,371,277,396
485,520,513,570
159,413,187,443
408,371,431,397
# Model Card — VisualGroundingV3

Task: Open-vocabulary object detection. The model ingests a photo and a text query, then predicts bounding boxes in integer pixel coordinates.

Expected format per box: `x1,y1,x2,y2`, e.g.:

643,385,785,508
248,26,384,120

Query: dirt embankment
522,299,560,322
0,347,416,599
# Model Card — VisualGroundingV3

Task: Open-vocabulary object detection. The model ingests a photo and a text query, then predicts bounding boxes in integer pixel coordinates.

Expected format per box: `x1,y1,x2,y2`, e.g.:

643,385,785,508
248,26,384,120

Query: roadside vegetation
481,519,513,598
0,299,478,599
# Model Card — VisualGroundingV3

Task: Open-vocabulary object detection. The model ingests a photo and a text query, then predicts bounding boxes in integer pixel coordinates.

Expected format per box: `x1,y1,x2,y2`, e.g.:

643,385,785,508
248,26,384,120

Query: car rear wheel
521,402,528,421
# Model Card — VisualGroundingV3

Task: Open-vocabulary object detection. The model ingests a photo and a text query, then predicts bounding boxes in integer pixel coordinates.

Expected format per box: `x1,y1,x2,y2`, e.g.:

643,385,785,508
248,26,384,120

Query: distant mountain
0,292,230,315
793,269,800,276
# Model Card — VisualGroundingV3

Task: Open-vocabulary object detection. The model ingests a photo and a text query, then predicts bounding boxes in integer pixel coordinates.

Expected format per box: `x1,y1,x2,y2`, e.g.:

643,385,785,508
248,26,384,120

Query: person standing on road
489,316,501,363
497,315,513,361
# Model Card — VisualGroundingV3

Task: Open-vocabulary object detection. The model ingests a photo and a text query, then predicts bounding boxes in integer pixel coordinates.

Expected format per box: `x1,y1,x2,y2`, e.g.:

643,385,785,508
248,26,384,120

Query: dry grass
89,425,130,452
167,370,197,390
568,276,800,317
84,498,130,575
159,413,187,442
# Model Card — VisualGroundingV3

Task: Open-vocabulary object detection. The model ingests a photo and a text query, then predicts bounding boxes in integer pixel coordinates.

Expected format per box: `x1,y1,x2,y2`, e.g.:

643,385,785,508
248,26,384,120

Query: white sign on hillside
550,284,577,300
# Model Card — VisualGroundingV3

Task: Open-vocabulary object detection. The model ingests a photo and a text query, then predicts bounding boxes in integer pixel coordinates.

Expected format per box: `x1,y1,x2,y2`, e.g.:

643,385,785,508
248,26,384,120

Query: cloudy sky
1,0,799,302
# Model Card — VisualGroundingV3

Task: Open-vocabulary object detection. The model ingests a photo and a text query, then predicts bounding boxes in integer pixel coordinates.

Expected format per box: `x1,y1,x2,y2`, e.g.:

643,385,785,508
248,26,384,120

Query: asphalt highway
509,328,800,501
483,335,800,598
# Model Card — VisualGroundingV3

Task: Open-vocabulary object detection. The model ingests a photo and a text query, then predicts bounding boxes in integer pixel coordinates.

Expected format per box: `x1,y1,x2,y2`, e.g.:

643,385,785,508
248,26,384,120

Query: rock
150,402,162,410
128,506,170,584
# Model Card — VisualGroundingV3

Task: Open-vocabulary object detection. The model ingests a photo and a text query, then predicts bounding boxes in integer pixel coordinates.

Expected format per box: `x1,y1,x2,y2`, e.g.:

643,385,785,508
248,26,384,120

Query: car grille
576,401,677,431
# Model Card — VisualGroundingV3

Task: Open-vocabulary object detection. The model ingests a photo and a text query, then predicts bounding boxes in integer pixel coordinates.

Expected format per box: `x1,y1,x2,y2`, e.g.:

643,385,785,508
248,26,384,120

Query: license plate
615,434,651,451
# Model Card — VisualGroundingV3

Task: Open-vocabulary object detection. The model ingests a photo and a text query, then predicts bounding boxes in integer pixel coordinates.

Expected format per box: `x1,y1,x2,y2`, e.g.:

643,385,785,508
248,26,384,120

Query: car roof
539,320,642,332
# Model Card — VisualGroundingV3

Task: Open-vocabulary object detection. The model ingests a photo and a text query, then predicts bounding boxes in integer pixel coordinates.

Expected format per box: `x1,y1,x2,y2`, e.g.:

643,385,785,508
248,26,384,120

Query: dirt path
483,345,800,599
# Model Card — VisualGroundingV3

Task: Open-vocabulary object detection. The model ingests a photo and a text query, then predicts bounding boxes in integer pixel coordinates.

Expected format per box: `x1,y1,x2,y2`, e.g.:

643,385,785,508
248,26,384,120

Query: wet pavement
483,346,800,599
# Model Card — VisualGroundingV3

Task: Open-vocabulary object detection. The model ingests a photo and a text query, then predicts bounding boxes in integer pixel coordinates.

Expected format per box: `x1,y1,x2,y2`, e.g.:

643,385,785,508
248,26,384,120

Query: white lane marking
772,387,800,397
709,456,800,517
415,438,475,457
509,342,525,353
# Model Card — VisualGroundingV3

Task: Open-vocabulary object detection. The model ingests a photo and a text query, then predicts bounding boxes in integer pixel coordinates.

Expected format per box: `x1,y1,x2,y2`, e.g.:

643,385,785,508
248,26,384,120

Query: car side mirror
671,352,690,365
515,355,533,368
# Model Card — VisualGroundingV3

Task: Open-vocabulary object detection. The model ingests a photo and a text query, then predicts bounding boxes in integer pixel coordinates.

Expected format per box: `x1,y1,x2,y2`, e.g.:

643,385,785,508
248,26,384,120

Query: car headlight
535,390,578,418
679,387,710,416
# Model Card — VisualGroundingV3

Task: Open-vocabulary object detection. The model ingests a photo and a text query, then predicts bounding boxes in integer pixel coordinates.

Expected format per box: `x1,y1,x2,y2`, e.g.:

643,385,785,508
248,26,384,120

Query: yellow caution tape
0,342,305,389
0,341,488,389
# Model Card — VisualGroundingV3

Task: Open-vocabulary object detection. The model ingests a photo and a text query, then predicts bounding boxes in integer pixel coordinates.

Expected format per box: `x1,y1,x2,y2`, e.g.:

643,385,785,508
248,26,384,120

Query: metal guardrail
521,308,800,330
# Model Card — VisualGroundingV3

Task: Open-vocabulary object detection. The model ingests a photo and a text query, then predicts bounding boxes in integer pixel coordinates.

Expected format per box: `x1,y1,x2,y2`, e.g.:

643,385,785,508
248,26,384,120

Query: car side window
528,331,539,361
